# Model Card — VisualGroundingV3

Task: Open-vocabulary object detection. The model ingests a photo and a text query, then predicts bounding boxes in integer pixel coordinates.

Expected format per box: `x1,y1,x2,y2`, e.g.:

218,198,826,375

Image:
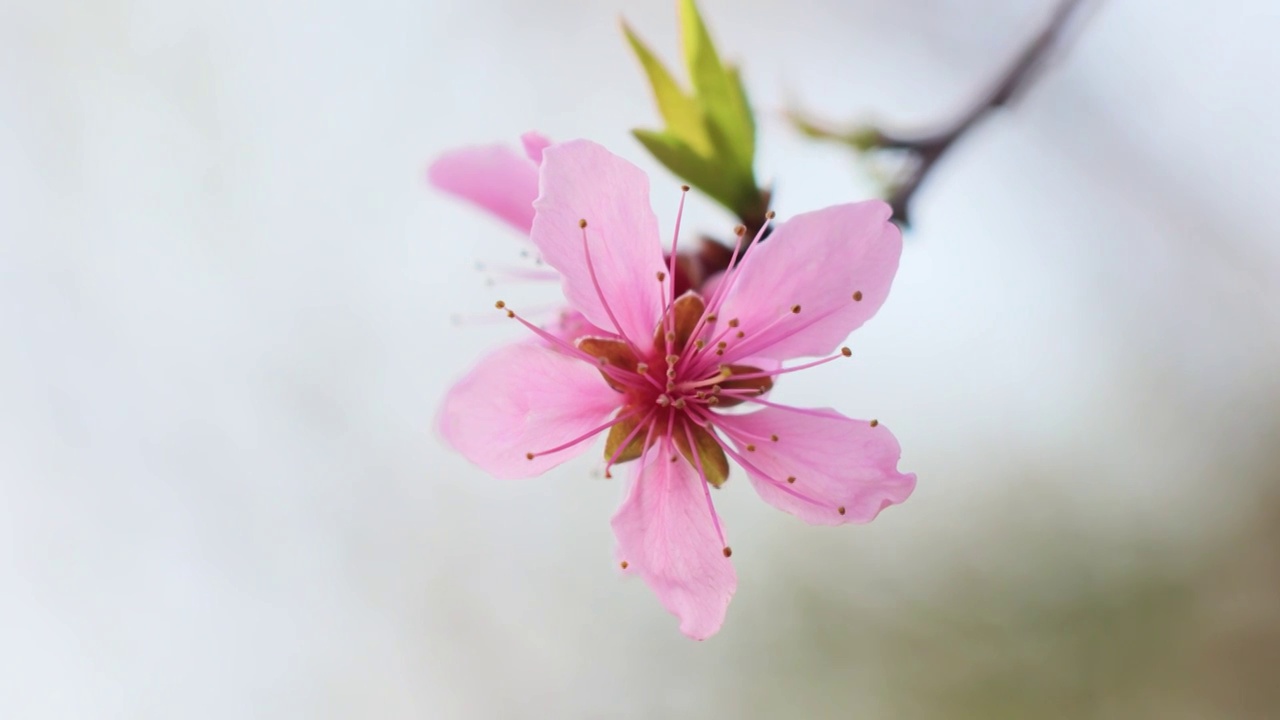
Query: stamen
526,412,635,460
580,219,642,354
676,214,774,375
500,302,649,390
662,186,690,357
682,419,726,548
604,407,657,477
688,406,822,508
729,395,850,418
712,350,850,384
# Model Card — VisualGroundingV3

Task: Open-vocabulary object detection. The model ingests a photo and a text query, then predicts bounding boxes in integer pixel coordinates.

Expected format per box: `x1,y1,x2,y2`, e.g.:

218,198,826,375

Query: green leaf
622,21,711,155
678,0,755,171
623,0,763,220
632,129,741,214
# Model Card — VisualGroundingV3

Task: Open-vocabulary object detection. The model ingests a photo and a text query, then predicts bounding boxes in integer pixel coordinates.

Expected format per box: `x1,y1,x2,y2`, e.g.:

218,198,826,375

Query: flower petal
715,407,915,525
438,341,621,479
531,140,667,346
427,143,539,233
521,131,552,164
716,201,902,362
612,440,736,640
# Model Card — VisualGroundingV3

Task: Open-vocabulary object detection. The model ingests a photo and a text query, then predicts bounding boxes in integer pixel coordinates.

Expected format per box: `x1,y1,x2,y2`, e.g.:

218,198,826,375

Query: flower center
576,289,773,485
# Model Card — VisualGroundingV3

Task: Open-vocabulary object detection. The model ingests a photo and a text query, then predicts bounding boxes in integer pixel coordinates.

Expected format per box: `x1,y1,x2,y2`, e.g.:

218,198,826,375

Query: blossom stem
791,0,1089,227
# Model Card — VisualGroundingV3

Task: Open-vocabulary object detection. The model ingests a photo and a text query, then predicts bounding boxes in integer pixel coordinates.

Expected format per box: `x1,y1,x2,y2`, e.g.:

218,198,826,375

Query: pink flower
439,140,915,640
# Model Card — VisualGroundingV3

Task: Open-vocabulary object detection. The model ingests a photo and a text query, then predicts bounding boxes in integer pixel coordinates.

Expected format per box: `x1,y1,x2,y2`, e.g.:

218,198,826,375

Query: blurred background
2,0,1278,717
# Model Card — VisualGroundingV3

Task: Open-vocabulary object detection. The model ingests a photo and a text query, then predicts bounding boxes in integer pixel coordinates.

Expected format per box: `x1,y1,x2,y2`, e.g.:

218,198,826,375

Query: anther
506,310,515,318
728,318,740,328
578,218,588,228
841,347,852,357
869,419,879,427
707,397,720,405
733,225,746,237
673,398,686,409
666,354,679,365
635,362,648,373
746,444,756,452
656,395,671,406
853,291,863,301
765,210,776,220
786,476,796,484
681,184,690,192
693,339,705,350
791,304,801,314
667,368,677,379
706,314,718,323
525,452,535,460
838,506,847,516
770,434,779,442
722,546,733,558
736,331,744,338
620,560,629,569
666,331,676,343
716,341,727,351
666,380,676,391
494,300,506,309
656,271,667,282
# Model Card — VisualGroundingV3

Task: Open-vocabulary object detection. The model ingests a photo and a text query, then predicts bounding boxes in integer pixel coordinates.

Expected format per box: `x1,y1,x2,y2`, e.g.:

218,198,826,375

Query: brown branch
793,0,1092,228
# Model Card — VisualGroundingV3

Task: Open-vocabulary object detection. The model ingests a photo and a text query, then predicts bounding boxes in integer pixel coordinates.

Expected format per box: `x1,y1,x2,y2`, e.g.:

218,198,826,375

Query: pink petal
546,309,610,344
521,131,552,164
716,201,902,362
715,407,915,525
531,140,667,347
611,441,737,640
427,144,538,233
438,341,621,479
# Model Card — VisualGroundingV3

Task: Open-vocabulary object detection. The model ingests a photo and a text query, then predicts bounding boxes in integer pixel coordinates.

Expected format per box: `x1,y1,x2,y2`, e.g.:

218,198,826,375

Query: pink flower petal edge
427,143,539,233
715,201,902,361
438,340,621,479
716,407,915,525
612,441,737,640
530,140,667,346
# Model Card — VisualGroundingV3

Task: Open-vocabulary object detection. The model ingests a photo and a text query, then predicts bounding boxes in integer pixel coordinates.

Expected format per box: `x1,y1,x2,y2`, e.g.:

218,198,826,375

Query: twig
796,0,1092,227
